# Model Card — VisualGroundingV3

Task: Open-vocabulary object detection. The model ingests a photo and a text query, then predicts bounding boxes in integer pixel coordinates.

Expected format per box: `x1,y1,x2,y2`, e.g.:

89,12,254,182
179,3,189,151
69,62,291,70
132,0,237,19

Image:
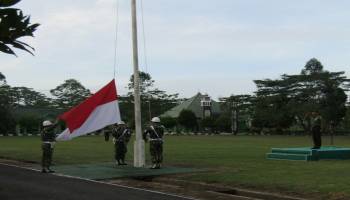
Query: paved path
0,164,195,200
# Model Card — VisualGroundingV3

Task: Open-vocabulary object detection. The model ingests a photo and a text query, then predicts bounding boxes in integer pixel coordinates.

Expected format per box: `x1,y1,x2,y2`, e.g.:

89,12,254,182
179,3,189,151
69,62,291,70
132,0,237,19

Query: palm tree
0,0,39,56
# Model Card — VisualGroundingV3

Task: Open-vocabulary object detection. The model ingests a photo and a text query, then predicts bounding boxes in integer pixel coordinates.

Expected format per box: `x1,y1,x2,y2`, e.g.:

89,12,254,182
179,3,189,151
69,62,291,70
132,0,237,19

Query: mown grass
1,135,350,199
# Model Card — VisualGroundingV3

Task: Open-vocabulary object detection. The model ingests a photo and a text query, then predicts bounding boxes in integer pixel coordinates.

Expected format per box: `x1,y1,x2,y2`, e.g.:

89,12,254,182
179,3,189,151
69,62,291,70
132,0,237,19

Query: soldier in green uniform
103,125,113,142
143,117,165,169
311,112,322,149
112,121,131,165
41,120,58,173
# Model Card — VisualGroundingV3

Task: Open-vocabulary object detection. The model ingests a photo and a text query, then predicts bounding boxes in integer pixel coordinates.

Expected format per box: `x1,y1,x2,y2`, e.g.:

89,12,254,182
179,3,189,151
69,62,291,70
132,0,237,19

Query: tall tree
8,86,51,107
0,0,39,56
0,72,5,83
252,58,349,135
50,79,91,110
0,73,15,133
125,71,179,123
220,95,254,134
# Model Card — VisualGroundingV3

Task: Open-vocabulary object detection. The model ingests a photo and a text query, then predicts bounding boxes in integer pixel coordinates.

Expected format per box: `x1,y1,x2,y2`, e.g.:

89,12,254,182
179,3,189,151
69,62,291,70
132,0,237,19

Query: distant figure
112,121,131,165
103,125,113,142
311,112,322,149
41,120,58,173
143,117,165,169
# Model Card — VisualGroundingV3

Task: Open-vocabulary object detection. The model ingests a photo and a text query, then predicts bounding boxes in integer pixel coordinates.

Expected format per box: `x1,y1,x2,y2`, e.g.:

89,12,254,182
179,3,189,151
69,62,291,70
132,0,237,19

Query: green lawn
1,135,350,199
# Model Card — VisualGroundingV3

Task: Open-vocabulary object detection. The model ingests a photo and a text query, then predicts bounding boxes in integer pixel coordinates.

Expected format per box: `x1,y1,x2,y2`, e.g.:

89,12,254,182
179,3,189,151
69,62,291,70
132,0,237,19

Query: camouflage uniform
41,124,57,172
311,115,322,149
143,123,164,169
112,125,131,165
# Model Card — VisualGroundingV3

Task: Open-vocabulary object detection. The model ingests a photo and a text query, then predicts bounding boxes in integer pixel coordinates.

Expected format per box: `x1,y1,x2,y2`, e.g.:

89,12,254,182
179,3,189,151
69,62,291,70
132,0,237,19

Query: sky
1,0,350,100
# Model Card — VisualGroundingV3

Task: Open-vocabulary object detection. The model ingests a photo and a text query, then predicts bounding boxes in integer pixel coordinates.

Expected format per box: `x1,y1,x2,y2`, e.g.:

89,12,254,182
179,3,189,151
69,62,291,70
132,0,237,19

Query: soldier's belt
42,141,56,148
149,138,163,141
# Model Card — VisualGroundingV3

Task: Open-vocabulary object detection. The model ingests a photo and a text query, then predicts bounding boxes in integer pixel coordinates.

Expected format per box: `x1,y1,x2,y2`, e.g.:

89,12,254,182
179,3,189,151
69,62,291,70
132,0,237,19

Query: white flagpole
131,0,145,167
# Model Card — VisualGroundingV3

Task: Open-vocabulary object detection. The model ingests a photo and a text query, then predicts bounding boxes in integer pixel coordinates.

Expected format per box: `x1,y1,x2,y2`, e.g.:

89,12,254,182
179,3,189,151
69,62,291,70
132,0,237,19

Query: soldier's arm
142,129,149,141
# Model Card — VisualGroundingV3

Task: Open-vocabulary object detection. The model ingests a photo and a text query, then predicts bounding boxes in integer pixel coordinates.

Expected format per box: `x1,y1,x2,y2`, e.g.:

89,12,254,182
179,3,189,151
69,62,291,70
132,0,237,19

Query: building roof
161,93,221,118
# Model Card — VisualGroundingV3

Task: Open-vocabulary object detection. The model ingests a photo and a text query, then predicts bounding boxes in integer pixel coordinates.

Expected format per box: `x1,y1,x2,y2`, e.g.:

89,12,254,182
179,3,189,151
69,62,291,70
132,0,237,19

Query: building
161,93,221,119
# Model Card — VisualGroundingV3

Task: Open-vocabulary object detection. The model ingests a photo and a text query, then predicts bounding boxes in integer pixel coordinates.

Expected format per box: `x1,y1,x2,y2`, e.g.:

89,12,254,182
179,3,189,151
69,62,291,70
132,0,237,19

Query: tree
125,71,179,123
178,109,197,131
252,58,349,135
128,71,154,95
215,113,231,133
160,116,177,131
50,79,91,109
0,0,40,56
220,95,254,134
8,86,51,107
200,117,217,133
0,72,5,84
0,73,15,133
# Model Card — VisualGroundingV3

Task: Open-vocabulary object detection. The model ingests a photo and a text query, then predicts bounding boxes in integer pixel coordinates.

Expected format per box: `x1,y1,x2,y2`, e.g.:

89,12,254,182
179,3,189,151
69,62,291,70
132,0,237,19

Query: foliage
50,79,91,110
219,94,255,134
8,86,51,107
200,116,217,133
0,72,5,83
252,58,349,134
18,113,41,133
128,71,154,95
178,109,197,131
215,113,231,132
124,71,180,124
0,73,15,133
0,0,39,56
160,116,177,130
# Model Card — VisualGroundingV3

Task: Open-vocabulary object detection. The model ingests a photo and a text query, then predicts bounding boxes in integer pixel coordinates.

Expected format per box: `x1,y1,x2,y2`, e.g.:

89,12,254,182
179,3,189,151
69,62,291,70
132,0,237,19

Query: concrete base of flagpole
133,140,145,167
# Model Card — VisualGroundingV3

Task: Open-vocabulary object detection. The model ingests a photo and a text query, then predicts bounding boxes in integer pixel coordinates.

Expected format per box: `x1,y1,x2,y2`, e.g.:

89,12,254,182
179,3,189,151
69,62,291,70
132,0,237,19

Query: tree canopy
0,0,39,56
50,79,91,110
252,58,350,134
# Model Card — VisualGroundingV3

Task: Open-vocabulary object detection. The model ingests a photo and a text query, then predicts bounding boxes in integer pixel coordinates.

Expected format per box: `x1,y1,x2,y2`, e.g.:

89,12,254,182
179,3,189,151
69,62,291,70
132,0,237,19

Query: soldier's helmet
151,117,160,123
42,120,53,127
118,121,126,125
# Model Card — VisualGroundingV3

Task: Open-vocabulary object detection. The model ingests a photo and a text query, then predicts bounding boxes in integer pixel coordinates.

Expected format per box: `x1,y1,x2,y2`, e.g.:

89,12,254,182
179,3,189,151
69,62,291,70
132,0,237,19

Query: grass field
1,135,350,199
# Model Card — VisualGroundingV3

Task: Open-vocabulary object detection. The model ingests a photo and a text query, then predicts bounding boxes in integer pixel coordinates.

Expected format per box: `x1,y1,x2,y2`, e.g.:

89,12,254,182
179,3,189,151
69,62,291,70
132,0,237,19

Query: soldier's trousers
312,126,322,148
42,143,53,169
150,141,163,164
115,141,127,161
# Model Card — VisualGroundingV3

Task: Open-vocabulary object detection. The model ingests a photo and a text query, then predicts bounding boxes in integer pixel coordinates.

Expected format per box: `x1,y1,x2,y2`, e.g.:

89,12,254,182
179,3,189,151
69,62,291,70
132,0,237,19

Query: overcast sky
1,0,349,99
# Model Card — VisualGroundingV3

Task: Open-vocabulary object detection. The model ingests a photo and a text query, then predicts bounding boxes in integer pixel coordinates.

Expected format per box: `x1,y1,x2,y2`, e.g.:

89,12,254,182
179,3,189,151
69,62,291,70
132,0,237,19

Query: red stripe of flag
59,79,118,133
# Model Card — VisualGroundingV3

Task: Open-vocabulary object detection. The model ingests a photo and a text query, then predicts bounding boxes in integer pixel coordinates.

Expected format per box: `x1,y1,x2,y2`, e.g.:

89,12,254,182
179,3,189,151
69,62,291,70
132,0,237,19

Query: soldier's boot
47,168,55,173
116,159,122,165
41,168,48,173
155,163,161,169
150,163,157,169
121,159,127,165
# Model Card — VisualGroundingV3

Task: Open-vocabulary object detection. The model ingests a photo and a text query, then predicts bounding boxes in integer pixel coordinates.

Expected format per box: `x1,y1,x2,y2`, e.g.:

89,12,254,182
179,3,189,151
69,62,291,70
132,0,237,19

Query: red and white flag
56,79,121,141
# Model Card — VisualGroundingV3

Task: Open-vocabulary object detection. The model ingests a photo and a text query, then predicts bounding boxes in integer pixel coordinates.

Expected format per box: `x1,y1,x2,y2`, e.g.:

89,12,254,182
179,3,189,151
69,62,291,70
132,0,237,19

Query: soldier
112,121,131,165
143,117,165,169
41,120,58,173
311,112,322,149
103,125,113,142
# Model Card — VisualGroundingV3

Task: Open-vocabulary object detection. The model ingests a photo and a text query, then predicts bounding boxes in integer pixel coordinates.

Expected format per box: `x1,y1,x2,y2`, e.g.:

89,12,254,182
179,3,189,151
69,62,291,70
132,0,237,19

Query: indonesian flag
56,79,121,141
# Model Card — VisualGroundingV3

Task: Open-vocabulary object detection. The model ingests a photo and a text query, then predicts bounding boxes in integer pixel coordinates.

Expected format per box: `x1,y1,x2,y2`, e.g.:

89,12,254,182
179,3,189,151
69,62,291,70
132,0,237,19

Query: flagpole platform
266,146,350,161
48,163,202,180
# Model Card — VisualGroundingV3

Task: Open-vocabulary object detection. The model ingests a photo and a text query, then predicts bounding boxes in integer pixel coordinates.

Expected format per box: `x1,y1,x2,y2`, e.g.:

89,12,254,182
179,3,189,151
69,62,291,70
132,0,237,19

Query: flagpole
131,0,145,167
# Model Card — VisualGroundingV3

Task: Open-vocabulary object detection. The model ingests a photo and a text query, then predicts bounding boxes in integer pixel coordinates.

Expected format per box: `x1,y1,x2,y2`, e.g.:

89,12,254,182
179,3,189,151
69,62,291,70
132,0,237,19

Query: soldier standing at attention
112,121,131,165
143,117,165,169
41,120,58,173
311,112,322,149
